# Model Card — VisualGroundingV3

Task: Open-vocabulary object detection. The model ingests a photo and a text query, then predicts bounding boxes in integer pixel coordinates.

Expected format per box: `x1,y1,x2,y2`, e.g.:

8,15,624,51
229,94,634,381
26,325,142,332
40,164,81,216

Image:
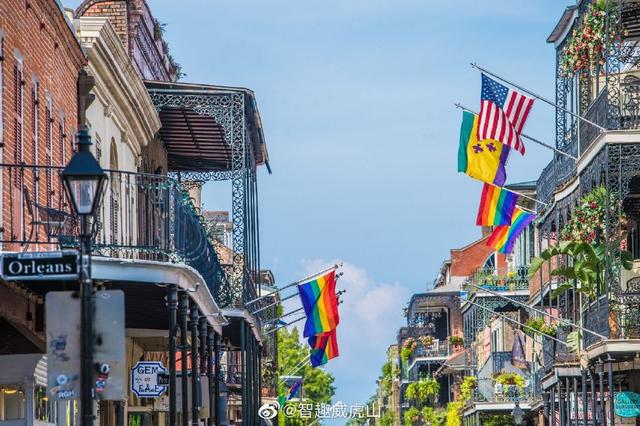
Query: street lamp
512,398,524,425
61,127,106,426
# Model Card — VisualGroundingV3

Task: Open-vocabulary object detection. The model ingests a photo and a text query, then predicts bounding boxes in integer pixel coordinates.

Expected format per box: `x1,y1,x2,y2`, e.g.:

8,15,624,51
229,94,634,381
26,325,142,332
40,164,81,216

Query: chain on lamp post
61,127,107,426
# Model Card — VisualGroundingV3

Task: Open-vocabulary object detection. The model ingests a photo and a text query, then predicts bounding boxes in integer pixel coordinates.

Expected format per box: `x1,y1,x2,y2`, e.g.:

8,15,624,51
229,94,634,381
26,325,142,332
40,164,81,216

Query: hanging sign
131,361,168,398
615,391,640,418
1,251,78,281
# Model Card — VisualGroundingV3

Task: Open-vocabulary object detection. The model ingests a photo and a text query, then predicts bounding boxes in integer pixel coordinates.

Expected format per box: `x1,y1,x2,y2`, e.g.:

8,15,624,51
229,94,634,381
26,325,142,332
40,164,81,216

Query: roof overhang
145,80,270,175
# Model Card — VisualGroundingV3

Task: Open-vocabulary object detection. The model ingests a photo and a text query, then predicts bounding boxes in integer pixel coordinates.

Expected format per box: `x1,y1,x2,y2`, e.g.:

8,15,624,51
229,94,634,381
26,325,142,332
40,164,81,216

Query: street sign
131,361,168,398
1,251,78,281
46,292,81,401
94,290,126,401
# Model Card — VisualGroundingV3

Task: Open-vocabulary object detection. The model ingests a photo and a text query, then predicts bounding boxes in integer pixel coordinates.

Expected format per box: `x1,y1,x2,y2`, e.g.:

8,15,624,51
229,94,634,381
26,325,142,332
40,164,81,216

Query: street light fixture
512,398,524,425
61,127,106,426
61,129,106,218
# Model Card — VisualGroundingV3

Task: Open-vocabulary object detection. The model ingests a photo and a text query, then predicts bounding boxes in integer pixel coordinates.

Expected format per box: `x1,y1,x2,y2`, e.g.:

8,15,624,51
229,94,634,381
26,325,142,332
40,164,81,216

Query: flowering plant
560,186,626,245
419,335,434,347
401,337,417,362
559,0,626,77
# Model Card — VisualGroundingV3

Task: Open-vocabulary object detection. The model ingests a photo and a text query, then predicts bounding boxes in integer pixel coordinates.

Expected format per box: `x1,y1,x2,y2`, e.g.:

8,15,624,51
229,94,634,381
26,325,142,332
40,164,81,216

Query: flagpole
264,314,307,336
279,355,311,382
470,62,607,132
455,103,578,162
251,291,300,315
264,306,305,325
245,263,341,306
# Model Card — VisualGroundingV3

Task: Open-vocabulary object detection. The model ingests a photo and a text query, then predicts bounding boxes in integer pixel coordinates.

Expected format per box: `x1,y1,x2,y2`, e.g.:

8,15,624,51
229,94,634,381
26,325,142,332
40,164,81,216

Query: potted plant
460,376,477,403
449,335,464,347
401,337,417,362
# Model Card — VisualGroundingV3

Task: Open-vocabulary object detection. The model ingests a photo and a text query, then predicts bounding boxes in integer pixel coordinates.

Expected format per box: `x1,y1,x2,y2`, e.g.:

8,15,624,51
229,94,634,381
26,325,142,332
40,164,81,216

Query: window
32,77,39,210
13,51,24,241
45,96,52,208
482,253,496,273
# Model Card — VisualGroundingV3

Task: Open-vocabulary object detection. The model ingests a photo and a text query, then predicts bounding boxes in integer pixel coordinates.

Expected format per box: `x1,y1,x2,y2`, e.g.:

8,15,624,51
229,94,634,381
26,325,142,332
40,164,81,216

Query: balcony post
597,358,606,426
190,305,200,426
179,293,189,426
214,332,220,426
551,385,556,426
581,370,587,426
559,380,565,426
573,377,579,426
543,392,549,426
589,369,596,426
607,355,615,426
206,326,214,426
241,321,247,425
565,377,571,426
198,316,207,424
168,285,178,426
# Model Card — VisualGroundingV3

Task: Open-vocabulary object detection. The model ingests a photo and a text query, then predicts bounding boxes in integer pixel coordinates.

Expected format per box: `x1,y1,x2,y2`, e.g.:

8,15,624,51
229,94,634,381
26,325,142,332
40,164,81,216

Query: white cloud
289,259,409,407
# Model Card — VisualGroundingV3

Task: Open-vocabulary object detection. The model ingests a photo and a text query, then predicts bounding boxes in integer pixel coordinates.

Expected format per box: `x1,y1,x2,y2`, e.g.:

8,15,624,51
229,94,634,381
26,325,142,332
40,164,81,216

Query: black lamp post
61,128,106,426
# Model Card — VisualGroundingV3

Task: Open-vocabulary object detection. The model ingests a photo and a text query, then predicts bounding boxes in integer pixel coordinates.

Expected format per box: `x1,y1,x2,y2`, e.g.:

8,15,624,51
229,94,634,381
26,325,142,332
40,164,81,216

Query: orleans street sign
1,251,79,281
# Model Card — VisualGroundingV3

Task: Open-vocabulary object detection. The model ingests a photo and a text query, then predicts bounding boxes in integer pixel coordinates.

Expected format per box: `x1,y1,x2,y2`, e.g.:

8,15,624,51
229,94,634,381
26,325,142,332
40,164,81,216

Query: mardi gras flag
487,207,536,254
308,330,339,367
458,111,510,186
298,270,339,338
476,183,518,226
478,73,534,155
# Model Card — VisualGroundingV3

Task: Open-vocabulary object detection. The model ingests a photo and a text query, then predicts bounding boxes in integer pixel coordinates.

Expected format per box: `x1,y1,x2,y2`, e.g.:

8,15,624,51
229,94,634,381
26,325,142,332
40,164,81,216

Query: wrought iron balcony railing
542,326,578,373
583,284,640,348
466,266,530,295
0,163,231,305
408,341,451,364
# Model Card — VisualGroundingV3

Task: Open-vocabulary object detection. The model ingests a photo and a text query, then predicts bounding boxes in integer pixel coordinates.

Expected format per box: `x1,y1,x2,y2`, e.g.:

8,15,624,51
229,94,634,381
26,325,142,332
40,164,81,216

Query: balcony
542,326,578,373
465,266,530,296
0,163,230,305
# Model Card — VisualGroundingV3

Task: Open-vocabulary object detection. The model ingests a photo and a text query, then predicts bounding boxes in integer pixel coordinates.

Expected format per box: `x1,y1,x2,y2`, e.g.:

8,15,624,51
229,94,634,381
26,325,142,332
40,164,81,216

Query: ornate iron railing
408,341,450,364
0,163,231,305
466,266,530,294
542,326,578,373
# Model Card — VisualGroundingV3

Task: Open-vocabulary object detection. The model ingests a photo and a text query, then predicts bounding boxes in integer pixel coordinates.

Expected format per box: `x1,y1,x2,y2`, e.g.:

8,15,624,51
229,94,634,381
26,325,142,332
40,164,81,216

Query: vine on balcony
524,317,557,338
560,0,625,77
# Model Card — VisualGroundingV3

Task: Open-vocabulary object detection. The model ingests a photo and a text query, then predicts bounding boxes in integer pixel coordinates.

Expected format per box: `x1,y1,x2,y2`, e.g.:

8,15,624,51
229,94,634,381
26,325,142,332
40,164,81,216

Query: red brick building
0,0,85,249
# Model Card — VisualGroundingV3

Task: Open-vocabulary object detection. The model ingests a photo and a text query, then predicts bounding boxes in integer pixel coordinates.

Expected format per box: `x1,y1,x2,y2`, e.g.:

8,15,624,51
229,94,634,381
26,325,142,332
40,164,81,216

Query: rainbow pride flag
476,183,518,226
298,270,340,338
487,207,536,254
308,330,339,367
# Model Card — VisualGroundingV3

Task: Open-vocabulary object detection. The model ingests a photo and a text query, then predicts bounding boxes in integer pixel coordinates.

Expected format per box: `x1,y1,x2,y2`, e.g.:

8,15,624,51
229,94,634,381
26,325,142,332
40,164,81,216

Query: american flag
478,73,534,155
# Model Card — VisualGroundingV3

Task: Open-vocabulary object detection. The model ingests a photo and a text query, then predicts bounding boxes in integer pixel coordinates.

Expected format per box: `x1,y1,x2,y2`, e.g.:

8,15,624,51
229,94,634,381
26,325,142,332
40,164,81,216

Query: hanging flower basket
559,0,626,78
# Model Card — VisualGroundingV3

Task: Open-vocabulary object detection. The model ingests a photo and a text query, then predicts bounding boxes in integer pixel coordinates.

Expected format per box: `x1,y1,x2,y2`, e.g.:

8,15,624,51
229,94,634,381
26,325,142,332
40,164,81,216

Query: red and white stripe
478,91,533,155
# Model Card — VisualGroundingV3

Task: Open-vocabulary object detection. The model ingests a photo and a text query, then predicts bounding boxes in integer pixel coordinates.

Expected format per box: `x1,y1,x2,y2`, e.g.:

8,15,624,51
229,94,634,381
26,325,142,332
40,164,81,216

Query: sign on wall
615,391,640,418
1,251,78,281
131,361,168,398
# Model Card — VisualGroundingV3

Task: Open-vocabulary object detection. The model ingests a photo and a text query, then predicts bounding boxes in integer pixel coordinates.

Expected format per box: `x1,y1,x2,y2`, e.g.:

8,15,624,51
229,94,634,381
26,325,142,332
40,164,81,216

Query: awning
145,80,270,175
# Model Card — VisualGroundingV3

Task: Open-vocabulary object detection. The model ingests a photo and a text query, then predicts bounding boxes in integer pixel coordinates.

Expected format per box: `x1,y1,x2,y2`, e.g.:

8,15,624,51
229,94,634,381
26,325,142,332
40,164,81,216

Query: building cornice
77,17,161,156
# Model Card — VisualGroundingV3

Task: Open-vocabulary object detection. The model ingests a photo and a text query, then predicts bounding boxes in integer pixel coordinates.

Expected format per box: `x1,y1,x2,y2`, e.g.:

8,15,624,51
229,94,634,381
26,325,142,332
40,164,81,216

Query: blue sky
67,0,572,421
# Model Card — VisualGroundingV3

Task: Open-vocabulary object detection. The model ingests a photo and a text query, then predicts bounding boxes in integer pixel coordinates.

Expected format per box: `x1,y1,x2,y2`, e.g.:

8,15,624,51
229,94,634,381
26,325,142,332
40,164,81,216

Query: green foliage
524,317,557,338
493,372,525,389
379,410,394,426
380,361,397,397
401,337,417,362
422,407,445,426
449,335,464,346
482,414,516,426
404,407,421,426
445,402,463,426
277,327,336,423
404,378,440,408
459,376,477,403
401,346,413,363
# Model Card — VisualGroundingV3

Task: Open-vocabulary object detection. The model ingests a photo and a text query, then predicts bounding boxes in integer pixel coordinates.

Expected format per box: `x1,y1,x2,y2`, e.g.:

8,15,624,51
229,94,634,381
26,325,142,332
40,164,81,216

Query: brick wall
0,0,85,250
450,236,507,277
77,0,128,48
